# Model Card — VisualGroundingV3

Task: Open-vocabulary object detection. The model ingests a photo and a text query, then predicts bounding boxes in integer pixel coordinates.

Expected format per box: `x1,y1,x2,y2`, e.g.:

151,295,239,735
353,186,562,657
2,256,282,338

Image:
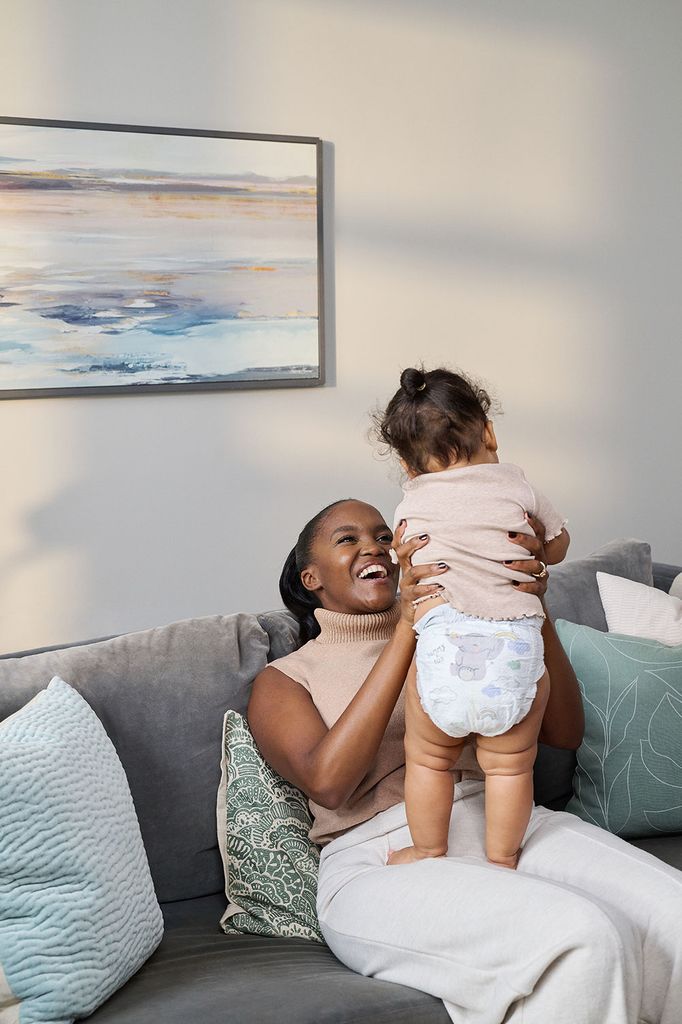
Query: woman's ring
532,561,548,580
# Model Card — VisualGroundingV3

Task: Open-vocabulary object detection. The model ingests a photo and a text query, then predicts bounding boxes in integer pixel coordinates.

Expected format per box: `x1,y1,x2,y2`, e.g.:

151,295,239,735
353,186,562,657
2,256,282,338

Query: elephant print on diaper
449,634,505,682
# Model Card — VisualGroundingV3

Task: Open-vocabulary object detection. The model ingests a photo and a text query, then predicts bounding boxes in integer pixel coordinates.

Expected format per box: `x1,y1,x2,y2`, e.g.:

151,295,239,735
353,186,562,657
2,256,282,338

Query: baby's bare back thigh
405,664,468,769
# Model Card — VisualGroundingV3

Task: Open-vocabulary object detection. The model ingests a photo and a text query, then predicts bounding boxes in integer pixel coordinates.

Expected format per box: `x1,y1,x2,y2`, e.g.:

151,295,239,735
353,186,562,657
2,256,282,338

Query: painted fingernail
419,534,429,540
399,519,406,526
512,580,520,587
508,532,517,538
504,560,513,565
437,562,448,569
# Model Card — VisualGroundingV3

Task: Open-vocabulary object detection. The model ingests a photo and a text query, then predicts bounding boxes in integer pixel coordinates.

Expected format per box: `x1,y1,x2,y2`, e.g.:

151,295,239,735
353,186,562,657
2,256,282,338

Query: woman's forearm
310,619,416,806
539,612,584,749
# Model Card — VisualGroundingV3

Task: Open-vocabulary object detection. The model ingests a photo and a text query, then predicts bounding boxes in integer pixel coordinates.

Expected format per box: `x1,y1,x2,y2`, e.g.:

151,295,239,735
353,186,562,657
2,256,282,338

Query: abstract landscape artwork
0,118,324,397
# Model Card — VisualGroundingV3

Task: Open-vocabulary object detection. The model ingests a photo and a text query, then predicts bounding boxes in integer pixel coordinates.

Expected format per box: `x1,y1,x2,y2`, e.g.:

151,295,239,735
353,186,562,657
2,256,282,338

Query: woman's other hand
505,512,549,598
508,513,584,748
391,520,448,625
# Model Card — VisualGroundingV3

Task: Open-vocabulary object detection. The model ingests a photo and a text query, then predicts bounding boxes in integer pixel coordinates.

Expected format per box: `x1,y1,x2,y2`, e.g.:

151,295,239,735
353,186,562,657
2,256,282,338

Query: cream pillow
596,572,682,645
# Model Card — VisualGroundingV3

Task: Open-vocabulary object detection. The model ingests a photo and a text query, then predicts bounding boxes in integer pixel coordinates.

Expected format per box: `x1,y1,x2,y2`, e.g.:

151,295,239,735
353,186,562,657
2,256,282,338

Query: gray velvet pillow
0,614,270,903
257,609,300,662
544,538,652,632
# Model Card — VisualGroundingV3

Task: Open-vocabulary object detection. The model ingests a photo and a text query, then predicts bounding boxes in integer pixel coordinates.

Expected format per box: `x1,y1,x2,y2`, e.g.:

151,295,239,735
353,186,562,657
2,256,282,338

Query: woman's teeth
358,564,388,580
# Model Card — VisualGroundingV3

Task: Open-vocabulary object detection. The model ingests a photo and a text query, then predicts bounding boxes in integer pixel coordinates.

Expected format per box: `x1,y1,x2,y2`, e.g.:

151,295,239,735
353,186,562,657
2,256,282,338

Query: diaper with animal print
413,603,545,738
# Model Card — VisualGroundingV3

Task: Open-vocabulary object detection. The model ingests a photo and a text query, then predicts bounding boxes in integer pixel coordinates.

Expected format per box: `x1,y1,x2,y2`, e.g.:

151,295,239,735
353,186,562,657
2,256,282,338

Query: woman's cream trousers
317,783,682,1024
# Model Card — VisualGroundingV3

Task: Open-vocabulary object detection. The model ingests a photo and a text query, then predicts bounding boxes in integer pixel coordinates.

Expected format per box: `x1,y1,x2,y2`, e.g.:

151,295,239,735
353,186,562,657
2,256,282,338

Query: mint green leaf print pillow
217,710,323,942
555,620,682,838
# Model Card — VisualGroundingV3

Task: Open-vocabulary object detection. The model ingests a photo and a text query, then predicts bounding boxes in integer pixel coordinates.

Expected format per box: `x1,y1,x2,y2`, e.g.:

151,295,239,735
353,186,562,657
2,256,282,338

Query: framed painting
0,117,324,398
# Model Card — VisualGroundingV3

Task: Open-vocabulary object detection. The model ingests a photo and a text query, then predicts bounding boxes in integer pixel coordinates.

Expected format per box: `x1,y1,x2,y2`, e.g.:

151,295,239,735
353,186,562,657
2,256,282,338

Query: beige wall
1,0,680,652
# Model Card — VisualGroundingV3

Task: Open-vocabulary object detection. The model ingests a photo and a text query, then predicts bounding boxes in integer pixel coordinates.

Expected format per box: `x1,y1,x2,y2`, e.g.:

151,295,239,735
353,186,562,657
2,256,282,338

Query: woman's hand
505,512,549,599
392,520,448,626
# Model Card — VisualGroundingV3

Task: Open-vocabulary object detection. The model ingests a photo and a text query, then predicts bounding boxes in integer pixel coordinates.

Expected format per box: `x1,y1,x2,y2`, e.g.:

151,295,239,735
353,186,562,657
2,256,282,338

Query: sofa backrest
0,613,269,904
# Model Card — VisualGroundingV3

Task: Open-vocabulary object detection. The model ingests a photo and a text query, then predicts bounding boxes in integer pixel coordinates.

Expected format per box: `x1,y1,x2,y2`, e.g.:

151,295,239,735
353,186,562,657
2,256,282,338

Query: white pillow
596,572,682,645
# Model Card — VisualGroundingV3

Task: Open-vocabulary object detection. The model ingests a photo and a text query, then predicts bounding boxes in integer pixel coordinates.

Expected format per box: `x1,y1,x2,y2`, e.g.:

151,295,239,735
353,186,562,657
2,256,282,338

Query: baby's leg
476,670,550,869
388,660,466,865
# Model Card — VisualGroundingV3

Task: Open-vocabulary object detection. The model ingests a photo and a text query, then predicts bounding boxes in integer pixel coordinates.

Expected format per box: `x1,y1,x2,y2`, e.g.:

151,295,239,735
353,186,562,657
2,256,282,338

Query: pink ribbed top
271,601,482,845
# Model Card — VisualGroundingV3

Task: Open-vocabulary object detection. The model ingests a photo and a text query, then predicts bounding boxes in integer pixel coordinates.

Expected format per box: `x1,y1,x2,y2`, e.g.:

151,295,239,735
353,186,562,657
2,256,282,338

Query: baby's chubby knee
476,743,537,776
405,733,464,772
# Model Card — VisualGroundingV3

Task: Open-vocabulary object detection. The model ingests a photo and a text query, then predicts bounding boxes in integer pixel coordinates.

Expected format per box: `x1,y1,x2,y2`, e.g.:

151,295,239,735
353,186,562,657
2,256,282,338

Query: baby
378,367,569,869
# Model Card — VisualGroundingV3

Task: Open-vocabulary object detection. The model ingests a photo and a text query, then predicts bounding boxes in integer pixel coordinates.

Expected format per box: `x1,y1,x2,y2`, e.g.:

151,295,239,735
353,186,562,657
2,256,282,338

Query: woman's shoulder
267,639,319,691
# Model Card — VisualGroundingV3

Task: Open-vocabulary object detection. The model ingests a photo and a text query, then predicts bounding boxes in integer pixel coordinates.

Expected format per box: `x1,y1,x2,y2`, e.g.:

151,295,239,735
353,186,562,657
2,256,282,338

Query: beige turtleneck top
270,601,483,845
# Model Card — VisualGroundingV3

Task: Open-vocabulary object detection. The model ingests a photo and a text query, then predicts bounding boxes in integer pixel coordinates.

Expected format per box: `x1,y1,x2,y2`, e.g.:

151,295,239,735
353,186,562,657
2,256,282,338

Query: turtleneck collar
313,601,401,644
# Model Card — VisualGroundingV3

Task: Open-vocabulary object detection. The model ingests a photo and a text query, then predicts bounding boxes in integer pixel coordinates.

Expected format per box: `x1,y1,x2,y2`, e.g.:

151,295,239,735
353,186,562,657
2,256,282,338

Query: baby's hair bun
400,366,427,398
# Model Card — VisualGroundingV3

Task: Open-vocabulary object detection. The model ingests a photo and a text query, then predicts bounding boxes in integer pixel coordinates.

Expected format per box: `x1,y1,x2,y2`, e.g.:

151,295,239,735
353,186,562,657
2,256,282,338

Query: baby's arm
542,527,570,566
526,480,569,566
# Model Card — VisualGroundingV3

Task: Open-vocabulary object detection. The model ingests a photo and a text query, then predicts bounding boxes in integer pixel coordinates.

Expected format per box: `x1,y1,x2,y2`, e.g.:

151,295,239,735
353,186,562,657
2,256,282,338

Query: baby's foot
387,845,439,866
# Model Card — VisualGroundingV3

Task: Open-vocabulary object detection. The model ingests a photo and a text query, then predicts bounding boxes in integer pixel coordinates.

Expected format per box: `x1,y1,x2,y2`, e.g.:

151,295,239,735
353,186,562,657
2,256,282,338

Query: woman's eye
378,533,393,543
337,535,355,544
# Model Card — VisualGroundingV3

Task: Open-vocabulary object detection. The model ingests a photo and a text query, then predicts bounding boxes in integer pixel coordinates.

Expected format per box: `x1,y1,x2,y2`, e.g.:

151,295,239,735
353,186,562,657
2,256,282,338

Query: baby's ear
484,420,498,452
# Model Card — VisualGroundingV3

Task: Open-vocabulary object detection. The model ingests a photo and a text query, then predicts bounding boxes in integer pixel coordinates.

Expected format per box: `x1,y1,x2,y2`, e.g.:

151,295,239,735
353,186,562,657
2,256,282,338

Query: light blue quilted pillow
0,677,163,1023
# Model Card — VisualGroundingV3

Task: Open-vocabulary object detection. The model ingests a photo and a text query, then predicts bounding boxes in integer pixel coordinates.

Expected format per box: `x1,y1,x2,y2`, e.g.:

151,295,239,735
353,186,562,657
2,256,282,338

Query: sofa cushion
0,614,270,903
543,538,652,631
556,620,682,838
629,834,682,870
217,711,322,942
257,609,299,662
0,678,163,1023
84,894,450,1024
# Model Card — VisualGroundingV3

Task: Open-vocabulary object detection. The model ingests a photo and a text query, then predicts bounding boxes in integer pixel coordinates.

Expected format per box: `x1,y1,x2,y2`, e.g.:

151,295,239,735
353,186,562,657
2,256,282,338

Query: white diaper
414,604,545,738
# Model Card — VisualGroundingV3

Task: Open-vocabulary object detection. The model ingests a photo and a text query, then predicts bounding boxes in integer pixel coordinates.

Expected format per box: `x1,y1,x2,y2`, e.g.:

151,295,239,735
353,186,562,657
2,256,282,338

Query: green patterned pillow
216,710,323,942
556,620,682,838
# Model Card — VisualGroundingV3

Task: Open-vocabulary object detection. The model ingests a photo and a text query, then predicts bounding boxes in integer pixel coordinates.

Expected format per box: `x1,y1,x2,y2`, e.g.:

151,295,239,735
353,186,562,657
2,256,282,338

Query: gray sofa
1,539,681,1024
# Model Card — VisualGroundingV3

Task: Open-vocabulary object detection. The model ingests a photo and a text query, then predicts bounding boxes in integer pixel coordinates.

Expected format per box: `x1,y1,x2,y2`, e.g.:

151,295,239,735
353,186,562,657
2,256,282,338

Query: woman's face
301,500,399,615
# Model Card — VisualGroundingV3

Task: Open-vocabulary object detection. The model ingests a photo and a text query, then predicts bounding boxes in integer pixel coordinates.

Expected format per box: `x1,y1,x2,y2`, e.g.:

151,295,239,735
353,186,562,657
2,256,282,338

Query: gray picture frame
0,117,325,398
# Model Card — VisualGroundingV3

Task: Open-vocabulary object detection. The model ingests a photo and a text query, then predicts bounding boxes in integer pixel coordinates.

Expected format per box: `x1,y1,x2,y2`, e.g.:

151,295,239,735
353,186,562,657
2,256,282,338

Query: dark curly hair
278,499,352,646
375,366,494,475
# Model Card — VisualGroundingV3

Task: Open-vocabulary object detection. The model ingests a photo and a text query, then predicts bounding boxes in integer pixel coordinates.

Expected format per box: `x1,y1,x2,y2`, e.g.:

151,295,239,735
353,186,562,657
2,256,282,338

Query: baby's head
377,366,496,476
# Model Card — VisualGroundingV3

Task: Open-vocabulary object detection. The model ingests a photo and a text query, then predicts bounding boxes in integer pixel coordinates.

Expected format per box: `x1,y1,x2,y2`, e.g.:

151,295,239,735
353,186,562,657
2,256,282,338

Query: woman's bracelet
412,591,445,609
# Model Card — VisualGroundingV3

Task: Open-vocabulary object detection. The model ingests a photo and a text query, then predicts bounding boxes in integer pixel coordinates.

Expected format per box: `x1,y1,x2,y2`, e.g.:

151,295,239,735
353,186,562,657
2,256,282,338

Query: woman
248,499,682,1024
